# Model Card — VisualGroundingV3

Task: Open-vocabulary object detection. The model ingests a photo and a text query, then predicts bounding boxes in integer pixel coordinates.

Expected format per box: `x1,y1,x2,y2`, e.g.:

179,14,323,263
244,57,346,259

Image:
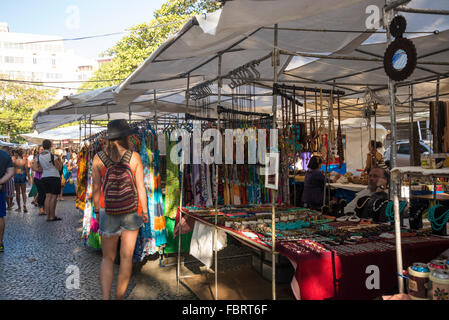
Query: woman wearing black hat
92,119,149,300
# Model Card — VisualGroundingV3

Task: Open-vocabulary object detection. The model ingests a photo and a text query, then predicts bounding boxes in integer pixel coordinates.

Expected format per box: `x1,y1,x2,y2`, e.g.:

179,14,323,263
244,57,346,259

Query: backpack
98,150,138,215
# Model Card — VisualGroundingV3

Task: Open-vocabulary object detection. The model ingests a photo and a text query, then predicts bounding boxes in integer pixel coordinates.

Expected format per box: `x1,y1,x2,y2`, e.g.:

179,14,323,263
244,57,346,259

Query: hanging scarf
152,136,167,247
76,147,89,211
165,133,180,219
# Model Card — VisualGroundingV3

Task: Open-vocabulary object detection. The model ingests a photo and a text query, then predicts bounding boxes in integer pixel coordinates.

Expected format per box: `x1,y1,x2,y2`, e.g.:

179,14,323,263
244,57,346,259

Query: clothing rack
273,83,345,96
216,105,272,118
272,88,304,107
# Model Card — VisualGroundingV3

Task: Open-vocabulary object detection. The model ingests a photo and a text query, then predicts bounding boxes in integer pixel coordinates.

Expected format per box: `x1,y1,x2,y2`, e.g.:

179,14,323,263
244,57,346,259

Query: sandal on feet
47,217,62,221
15,208,21,212
23,207,28,213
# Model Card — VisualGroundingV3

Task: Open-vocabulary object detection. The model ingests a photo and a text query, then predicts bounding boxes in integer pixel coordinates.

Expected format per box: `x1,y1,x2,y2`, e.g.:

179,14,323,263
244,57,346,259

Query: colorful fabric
82,160,95,247
76,147,88,211
153,143,167,247
134,131,167,262
192,164,202,206
165,134,180,219
134,133,157,261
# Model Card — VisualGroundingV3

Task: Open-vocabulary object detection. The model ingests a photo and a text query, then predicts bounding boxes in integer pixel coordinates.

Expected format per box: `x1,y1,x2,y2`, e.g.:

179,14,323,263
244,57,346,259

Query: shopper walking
0,147,15,252
31,146,46,215
92,119,148,300
55,149,68,201
12,150,30,213
67,151,78,190
28,149,38,206
40,140,63,221
4,149,14,210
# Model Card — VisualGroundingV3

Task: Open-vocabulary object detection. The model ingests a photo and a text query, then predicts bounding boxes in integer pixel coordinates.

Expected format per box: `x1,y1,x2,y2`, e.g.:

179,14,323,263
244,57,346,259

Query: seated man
342,167,389,222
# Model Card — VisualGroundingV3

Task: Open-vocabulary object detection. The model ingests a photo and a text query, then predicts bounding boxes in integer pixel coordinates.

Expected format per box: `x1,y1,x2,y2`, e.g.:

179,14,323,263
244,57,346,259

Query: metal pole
89,115,92,141
84,114,87,145
397,7,449,15
368,107,372,169
271,23,279,301
436,76,440,152
177,149,185,295
186,74,190,115
384,2,404,294
176,86,184,294
77,107,81,152
360,126,363,169
154,90,158,130
374,103,377,161
409,85,415,166
214,55,222,300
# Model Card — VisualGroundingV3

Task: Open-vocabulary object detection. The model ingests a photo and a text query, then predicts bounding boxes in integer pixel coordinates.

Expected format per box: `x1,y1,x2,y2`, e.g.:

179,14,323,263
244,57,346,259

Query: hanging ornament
383,15,417,82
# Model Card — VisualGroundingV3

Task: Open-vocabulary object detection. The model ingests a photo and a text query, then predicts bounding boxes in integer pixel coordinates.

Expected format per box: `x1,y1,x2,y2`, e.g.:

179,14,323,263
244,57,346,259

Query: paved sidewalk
0,196,253,300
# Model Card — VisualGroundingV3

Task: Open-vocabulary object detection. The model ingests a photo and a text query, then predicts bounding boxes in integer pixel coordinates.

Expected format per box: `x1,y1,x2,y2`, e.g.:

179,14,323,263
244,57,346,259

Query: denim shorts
14,173,27,185
99,209,143,236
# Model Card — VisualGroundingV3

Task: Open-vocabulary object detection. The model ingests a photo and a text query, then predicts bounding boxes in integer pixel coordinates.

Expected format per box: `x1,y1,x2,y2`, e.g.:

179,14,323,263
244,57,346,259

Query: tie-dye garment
133,132,167,262
76,147,89,211
82,159,95,247
164,133,180,219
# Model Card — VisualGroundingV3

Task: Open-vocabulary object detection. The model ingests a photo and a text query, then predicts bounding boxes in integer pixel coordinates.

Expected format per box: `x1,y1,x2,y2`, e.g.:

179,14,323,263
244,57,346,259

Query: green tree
0,78,57,143
79,0,221,91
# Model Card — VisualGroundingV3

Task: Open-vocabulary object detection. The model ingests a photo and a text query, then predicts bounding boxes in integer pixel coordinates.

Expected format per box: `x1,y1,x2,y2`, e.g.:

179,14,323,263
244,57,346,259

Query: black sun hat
106,119,136,140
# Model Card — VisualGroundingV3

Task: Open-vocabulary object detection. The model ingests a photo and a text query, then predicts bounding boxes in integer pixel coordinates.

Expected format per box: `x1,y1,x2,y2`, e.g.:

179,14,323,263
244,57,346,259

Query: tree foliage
79,0,221,91
0,77,57,143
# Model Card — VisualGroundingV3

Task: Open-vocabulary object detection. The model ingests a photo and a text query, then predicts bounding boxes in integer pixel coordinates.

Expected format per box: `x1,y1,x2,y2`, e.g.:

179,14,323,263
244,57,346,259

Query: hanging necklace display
336,93,344,168
303,88,312,152
383,15,417,82
327,90,336,163
318,89,326,158
309,90,318,153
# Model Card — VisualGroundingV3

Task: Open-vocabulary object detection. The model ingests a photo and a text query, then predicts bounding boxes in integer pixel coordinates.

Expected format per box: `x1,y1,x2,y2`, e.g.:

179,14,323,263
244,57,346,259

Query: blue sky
0,0,167,60
1,0,448,63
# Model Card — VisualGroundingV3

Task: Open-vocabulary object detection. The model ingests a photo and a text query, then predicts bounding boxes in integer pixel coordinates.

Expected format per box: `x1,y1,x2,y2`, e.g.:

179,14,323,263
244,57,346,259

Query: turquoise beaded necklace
428,205,449,231
385,201,408,223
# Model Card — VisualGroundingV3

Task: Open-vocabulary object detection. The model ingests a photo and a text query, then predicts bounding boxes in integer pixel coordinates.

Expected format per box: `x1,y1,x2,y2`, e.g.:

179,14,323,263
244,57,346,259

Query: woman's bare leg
115,229,139,300
100,235,119,300
15,184,21,212
21,184,27,212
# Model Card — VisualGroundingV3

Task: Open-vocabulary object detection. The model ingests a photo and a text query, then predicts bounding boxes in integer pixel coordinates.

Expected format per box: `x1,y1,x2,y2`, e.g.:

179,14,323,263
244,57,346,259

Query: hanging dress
164,132,180,219
134,132,157,262
76,147,89,211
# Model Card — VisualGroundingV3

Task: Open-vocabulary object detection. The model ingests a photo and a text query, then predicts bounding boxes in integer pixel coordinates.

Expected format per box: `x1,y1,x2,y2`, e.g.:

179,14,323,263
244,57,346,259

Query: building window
5,56,24,64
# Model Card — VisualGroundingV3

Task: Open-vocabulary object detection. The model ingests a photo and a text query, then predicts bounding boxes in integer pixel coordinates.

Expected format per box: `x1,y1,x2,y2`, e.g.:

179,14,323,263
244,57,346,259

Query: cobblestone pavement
0,195,253,300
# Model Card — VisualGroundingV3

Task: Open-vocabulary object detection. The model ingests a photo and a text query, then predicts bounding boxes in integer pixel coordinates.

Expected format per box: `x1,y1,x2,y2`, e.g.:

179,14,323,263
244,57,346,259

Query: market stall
31,0,449,301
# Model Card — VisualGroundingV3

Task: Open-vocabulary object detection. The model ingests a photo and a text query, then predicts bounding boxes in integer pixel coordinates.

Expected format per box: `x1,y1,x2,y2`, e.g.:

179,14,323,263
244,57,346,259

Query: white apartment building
0,22,98,98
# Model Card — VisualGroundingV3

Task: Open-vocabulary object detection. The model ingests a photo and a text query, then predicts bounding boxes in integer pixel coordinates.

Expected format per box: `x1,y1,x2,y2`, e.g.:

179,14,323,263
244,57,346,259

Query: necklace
385,201,408,222
356,197,371,209
373,199,389,212
428,205,449,231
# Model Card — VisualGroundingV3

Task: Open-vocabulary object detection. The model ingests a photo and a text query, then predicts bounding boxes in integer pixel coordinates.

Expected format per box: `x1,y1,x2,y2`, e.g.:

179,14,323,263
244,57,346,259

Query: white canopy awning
32,0,449,131
115,0,386,103
20,125,106,144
